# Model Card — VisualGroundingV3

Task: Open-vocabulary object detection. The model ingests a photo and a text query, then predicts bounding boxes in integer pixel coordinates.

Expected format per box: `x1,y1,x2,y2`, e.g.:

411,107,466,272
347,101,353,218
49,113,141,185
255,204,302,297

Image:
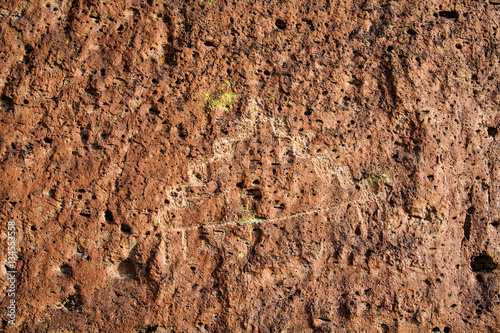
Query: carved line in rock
143,96,375,262
173,189,391,261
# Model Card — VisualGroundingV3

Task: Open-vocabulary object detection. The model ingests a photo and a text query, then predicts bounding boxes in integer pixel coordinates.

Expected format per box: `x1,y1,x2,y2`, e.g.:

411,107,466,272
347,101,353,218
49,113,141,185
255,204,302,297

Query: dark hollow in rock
275,19,287,29
118,260,137,279
471,254,498,273
437,10,459,19
104,209,114,223
60,264,73,277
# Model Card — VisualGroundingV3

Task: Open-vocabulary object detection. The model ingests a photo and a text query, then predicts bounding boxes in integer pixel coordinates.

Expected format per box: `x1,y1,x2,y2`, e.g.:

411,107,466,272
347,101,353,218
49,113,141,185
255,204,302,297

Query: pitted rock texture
1,0,500,332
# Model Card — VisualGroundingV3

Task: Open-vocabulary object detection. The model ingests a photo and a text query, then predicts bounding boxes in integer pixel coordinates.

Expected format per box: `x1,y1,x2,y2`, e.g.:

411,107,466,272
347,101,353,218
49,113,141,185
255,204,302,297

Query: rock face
1,0,500,331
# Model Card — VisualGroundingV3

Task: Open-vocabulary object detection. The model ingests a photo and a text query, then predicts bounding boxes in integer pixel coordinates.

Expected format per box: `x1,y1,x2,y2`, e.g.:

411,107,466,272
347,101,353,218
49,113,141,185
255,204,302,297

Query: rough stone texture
1,0,500,332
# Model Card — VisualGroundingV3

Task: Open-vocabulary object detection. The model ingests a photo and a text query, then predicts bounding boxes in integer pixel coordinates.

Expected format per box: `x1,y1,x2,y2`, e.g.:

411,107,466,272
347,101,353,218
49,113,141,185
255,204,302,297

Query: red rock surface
1,0,500,331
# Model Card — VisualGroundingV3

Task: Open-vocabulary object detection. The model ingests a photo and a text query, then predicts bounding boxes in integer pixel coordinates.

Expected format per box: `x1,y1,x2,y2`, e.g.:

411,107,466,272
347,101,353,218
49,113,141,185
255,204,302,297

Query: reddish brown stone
1,0,500,331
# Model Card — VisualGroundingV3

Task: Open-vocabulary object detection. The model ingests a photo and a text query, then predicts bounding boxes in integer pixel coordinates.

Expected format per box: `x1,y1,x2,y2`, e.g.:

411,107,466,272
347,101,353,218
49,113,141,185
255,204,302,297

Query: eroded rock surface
1,0,500,331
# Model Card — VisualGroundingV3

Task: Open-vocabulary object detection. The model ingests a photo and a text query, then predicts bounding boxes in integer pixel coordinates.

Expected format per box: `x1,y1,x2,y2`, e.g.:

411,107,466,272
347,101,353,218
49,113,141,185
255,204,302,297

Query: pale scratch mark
181,230,187,260
171,189,387,233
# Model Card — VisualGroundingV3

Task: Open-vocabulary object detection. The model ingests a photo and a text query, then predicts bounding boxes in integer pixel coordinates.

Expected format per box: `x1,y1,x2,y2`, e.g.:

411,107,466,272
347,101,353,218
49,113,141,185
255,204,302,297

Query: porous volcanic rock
1,0,500,332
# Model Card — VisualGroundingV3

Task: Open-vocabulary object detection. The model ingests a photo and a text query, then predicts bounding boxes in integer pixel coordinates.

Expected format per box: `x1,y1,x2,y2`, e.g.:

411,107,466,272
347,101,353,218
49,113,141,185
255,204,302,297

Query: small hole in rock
60,264,73,276
177,124,188,138
104,209,114,223
121,224,132,234
471,253,498,272
438,10,459,19
407,28,417,35
81,133,89,144
245,188,262,201
275,19,287,29
117,260,136,278
63,294,83,311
